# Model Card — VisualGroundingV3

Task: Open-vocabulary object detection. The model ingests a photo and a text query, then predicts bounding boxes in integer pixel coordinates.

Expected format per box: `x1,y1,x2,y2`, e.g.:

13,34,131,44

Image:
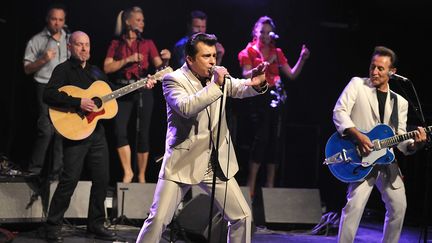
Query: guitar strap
390,91,399,134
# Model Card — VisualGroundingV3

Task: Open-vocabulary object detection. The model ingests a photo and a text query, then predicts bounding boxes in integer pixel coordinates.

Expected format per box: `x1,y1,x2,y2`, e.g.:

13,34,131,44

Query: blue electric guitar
324,124,431,183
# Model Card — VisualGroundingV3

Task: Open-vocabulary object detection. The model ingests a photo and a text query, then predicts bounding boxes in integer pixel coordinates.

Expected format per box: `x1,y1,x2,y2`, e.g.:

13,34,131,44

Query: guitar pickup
324,149,350,165
372,139,382,150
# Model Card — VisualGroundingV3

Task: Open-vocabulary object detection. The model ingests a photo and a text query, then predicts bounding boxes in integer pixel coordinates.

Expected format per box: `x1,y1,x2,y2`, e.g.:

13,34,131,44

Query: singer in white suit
136,33,268,243
333,46,426,243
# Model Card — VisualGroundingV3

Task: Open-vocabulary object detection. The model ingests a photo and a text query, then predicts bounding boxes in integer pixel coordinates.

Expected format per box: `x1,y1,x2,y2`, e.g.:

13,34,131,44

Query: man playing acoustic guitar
332,46,426,243
43,31,156,242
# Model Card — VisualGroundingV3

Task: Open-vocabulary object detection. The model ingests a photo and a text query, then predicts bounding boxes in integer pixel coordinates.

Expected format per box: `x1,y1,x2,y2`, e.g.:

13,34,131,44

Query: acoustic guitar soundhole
92,97,103,108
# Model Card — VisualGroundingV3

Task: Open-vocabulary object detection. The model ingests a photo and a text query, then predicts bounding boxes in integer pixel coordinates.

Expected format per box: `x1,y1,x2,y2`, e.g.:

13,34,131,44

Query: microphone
208,66,216,76
63,24,71,34
209,66,231,78
132,27,142,39
269,32,279,39
389,71,410,82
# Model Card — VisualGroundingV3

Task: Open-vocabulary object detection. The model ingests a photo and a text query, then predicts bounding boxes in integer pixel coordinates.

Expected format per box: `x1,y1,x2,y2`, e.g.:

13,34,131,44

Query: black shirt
43,58,108,109
376,89,388,123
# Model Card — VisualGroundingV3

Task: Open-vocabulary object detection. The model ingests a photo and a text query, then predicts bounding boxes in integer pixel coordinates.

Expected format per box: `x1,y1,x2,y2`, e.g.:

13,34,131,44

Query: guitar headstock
153,66,174,81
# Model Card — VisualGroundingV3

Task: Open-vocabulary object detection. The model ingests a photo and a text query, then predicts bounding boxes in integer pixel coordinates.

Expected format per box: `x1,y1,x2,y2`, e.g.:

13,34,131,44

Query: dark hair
46,3,67,20
186,10,207,35
185,32,217,58
252,16,276,38
189,10,207,23
372,46,398,68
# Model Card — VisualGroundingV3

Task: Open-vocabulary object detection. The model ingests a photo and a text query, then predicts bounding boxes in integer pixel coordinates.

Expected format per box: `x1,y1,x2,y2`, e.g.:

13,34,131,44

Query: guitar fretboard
99,66,172,103
101,78,149,102
380,126,432,148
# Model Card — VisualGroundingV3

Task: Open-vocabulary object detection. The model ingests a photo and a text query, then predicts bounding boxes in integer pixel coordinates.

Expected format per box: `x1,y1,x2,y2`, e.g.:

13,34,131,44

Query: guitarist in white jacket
333,46,426,243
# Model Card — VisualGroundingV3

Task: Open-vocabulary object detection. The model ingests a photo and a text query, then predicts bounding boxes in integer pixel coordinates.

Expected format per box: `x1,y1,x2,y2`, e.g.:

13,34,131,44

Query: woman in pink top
238,16,310,197
104,6,170,183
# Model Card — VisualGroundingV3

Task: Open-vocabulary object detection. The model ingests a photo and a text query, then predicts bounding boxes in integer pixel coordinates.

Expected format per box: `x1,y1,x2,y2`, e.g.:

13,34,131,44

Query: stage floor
0,178,430,242
2,219,428,243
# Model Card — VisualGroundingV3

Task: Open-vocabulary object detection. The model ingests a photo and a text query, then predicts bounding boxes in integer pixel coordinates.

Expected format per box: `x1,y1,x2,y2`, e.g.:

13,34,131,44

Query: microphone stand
135,33,143,182
395,78,430,242
397,79,426,126
408,80,432,243
112,187,134,227
207,77,227,243
421,138,432,243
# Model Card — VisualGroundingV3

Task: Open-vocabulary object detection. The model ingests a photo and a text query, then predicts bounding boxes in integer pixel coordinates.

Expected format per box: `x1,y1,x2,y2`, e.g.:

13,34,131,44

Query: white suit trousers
136,172,252,243
338,166,407,243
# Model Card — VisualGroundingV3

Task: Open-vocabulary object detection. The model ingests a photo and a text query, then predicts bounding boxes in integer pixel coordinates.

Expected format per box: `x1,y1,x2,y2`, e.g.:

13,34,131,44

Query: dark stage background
1,0,431,225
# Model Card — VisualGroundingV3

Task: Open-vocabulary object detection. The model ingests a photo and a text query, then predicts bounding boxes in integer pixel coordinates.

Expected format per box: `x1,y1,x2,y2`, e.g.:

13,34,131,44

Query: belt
116,79,137,85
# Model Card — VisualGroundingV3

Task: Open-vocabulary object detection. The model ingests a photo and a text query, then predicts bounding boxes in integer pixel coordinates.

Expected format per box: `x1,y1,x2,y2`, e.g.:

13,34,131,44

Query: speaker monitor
262,188,322,225
49,181,92,218
174,193,227,243
116,182,156,219
0,182,44,222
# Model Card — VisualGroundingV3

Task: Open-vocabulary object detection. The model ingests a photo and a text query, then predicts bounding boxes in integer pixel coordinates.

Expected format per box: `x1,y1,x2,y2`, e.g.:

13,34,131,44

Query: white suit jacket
159,64,266,184
333,77,414,188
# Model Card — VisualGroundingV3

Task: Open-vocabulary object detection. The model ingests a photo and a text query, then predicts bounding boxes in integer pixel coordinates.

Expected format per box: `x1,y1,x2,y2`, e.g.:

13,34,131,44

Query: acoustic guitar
49,66,173,140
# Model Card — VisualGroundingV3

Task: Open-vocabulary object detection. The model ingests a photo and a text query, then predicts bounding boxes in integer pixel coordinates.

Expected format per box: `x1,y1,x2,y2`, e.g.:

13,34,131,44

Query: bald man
42,31,116,242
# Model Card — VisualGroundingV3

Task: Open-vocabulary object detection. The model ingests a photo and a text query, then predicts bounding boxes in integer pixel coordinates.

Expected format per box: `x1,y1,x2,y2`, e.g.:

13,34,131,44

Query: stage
1,219,426,243
0,178,429,243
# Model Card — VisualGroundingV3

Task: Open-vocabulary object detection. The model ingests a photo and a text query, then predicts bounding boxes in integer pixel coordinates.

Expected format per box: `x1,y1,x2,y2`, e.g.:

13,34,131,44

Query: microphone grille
209,66,216,73
269,32,279,39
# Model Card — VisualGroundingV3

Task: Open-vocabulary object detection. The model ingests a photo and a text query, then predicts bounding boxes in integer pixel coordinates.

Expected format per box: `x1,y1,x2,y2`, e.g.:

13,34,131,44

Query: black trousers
112,89,153,152
29,83,63,176
249,90,286,165
46,125,109,227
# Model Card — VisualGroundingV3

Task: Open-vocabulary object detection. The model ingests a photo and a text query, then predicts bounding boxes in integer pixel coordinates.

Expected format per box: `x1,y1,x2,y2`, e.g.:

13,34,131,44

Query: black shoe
45,227,63,243
23,171,39,177
87,225,117,241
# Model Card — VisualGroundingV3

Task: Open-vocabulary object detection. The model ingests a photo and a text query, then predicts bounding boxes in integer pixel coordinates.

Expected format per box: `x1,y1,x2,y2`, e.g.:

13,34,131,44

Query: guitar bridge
324,149,350,165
